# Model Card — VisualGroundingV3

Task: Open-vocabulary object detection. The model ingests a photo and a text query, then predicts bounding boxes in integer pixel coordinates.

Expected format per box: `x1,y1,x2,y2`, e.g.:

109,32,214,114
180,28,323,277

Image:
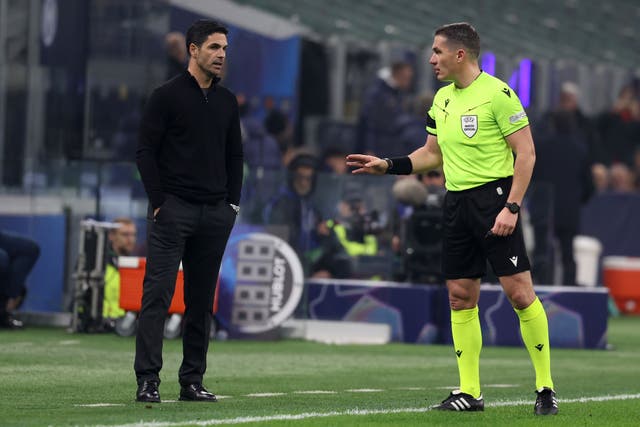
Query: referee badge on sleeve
461,115,478,138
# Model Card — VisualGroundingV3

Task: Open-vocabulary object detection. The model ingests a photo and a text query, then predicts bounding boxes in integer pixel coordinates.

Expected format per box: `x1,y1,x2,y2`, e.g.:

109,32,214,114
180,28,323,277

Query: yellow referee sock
451,306,482,398
515,297,554,390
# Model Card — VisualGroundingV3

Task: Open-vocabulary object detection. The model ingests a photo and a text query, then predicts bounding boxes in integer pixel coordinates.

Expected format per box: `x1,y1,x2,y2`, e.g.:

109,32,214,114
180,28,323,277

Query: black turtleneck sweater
136,71,243,209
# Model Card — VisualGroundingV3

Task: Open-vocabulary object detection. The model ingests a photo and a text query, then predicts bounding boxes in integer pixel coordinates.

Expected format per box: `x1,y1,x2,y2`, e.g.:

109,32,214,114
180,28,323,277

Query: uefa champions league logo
229,233,304,334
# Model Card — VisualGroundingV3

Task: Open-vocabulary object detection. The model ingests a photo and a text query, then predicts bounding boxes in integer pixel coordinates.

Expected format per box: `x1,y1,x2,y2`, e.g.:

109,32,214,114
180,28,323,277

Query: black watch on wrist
383,157,393,173
505,202,520,214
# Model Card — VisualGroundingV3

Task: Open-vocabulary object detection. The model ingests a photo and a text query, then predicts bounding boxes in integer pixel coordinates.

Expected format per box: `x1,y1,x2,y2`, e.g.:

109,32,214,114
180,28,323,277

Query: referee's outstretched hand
346,154,388,175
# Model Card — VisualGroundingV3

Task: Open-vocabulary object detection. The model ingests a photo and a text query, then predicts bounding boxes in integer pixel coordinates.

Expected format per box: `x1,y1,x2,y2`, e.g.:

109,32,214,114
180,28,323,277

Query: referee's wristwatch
505,202,520,214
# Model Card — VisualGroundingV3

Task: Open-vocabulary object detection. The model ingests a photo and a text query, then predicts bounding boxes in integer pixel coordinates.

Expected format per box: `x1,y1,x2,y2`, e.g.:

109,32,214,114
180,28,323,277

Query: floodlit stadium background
1,0,638,312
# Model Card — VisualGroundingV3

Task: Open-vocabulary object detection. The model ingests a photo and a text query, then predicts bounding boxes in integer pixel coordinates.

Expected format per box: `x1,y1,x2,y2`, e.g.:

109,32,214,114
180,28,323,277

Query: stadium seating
233,0,639,69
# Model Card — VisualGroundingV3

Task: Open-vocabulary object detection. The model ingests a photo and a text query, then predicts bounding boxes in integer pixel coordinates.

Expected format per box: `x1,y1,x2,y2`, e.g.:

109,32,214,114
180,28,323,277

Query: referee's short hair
186,19,228,53
434,22,480,59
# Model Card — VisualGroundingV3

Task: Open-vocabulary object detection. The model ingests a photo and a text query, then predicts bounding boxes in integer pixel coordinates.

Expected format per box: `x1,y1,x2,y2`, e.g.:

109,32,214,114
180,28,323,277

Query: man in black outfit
134,20,243,403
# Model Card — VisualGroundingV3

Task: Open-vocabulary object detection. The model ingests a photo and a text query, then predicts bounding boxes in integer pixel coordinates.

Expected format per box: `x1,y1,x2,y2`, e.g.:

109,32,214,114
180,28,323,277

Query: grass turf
1,316,639,426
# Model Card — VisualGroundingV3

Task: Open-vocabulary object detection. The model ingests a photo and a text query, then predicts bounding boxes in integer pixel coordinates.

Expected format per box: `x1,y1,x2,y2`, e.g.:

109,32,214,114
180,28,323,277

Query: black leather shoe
0,313,23,329
179,383,217,402
136,380,160,403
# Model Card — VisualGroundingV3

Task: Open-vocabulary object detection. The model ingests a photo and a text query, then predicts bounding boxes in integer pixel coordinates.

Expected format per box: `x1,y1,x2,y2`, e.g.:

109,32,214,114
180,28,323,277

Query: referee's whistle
485,230,494,238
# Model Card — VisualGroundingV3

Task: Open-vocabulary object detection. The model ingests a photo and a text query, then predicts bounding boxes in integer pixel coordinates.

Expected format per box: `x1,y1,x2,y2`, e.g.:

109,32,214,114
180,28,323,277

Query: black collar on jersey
184,70,221,93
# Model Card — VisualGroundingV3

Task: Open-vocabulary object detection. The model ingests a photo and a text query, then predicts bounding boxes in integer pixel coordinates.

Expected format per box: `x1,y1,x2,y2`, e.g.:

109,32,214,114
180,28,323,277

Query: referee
347,22,557,416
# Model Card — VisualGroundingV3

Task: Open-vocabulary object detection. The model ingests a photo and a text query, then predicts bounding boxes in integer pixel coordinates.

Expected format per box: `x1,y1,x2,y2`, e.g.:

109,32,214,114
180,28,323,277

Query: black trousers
556,225,578,286
134,194,236,386
532,222,577,286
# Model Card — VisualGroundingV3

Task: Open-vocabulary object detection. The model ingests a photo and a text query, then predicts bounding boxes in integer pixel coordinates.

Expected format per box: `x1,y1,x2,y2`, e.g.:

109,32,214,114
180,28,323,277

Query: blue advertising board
307,280,609,349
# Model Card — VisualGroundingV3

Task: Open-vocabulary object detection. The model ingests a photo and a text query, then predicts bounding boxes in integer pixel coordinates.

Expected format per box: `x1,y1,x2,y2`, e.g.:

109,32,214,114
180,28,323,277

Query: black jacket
136,71,243,209
531,112,594,228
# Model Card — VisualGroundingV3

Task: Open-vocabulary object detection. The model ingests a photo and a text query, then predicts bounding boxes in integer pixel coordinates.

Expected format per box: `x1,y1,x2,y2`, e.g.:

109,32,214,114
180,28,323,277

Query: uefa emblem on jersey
461,115,478,138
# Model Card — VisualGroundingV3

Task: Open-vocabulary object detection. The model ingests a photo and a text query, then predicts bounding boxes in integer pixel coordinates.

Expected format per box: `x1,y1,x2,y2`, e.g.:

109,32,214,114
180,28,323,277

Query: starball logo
231,233,304,334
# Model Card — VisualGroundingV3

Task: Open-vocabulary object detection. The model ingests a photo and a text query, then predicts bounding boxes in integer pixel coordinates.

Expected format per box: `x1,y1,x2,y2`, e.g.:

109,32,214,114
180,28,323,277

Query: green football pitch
1,316,639,426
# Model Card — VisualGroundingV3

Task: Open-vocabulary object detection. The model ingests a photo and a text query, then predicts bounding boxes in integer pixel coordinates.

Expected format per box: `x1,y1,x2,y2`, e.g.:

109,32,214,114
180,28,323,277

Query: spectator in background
322,146,349,174
263,153,359,279
0,229,40,329
264,154,323,269
238,93,282,171
165,32,188,80
530,82,594,286
632,146,640,190
103,218,138,328
264,106,295,159
612,84,640,122
356,61,415,157
112,97,145,162
596,84,640,165
609,163,636,193
236,93,284,224
396,91,436,156
591,163,610,193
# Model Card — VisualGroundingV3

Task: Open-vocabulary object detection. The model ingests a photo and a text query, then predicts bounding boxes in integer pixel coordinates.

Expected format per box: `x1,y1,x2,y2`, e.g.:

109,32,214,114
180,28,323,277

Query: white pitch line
345,389,383,393
245,393,286,397
293,390,337,395
151,397,231,402
94,393,640,427
395,387,425,391
489,393,640,407
75,404,125,408
484,384,519,388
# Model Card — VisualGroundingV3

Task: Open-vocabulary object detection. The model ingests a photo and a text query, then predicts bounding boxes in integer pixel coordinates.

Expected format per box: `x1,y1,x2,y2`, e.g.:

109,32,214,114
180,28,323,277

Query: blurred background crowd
1,0,639,321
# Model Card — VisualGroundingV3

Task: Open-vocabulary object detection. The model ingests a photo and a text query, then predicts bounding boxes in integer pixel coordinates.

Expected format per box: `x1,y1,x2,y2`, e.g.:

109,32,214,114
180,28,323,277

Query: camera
345,201,382,242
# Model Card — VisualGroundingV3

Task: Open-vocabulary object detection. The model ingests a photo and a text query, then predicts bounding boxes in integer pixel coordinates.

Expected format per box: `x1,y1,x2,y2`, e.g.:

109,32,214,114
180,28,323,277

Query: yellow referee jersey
426,72,529,191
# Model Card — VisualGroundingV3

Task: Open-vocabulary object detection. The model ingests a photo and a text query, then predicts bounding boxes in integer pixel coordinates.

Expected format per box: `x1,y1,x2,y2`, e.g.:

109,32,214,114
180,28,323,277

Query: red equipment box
118,256,219,314
603,256,640,315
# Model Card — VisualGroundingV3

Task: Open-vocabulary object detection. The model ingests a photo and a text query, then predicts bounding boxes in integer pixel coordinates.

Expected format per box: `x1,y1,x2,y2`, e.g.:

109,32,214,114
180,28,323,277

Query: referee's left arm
490,125,536,236
505,125,536,206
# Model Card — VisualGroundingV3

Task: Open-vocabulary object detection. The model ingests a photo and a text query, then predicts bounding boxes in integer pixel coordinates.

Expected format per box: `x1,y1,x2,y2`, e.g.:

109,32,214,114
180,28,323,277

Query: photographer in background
317,185,383,279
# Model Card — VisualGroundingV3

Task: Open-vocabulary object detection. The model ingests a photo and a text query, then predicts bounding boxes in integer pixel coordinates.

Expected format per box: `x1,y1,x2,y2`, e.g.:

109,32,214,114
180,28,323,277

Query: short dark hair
434,22,480,59
185,19,228,54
